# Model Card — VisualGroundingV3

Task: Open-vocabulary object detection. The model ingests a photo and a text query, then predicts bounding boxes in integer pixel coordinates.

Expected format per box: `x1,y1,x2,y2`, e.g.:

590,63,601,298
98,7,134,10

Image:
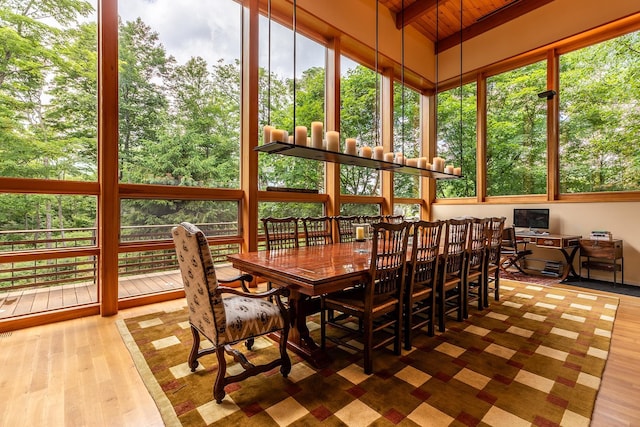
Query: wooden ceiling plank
396,0,439,29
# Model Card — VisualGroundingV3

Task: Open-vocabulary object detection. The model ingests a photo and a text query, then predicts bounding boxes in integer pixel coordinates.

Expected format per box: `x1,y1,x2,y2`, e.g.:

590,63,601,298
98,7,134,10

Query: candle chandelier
255,0,462,180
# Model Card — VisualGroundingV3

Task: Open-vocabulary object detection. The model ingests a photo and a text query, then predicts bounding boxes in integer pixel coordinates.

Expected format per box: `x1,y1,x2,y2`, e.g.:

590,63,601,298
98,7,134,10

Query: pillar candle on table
373,146,384,160
294,126,307,145
355,226,365,241
311,121,323,148
384,152,395,162
345,138,357,155
263,125,274,144
326,131,339,152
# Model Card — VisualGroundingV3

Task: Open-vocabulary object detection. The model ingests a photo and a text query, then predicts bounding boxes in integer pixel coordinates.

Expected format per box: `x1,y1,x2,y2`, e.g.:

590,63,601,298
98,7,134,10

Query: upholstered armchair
172,222,291,403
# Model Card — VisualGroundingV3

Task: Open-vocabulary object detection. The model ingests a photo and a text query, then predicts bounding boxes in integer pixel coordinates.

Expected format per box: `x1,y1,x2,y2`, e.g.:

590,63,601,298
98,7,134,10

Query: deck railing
0,222,239,292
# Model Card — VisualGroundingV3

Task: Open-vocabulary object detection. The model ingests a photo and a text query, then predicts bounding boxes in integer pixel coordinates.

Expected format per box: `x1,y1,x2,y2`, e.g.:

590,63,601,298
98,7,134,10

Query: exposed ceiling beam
395,0,438,29
437,0,554,53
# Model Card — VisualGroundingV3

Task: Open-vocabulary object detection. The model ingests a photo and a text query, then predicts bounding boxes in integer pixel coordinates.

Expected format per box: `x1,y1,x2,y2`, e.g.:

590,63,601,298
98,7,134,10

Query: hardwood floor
1,282,638,426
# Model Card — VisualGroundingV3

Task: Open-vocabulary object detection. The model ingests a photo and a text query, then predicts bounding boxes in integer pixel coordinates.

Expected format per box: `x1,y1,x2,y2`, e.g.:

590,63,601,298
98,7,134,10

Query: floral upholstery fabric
172,222,285,346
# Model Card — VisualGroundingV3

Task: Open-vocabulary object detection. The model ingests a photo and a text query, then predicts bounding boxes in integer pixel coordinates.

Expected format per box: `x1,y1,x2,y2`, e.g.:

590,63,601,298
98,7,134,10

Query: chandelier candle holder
257,0,464,181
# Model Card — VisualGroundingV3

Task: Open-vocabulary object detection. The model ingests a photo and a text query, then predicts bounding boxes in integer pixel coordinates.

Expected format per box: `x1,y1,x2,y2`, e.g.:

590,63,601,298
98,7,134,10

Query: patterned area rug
499,270,562,286
117,280,618,427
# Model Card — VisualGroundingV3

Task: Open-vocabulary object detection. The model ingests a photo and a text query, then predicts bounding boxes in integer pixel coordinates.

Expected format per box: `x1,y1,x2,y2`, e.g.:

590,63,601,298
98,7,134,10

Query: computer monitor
513,208,549,230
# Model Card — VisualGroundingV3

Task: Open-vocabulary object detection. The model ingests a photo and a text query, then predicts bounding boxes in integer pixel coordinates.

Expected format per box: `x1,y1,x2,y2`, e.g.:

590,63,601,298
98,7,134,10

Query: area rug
117,280,618,427
499,270,561,286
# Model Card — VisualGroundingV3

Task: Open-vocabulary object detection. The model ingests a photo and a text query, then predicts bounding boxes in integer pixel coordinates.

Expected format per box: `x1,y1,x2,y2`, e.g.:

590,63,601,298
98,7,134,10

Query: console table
579,239,624,286
515,233,582,281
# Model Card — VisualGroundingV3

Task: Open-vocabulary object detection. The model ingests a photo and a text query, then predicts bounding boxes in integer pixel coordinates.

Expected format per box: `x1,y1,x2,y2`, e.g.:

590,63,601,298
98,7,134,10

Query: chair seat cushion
222,296,285,344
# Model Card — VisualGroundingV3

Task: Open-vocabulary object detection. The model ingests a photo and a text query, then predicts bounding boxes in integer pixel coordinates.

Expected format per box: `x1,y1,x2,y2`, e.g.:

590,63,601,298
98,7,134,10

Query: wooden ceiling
380,0,554,52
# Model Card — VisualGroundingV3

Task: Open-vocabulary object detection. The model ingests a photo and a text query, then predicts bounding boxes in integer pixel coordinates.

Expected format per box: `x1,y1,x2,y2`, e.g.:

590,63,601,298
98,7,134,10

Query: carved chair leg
245,338,255,350
188,326,201,371
214,346,228,404
279,325,291,377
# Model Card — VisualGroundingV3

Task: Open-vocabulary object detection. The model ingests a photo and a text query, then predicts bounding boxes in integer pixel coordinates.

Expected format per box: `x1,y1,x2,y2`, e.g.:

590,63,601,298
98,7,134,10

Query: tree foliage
1,0,639,235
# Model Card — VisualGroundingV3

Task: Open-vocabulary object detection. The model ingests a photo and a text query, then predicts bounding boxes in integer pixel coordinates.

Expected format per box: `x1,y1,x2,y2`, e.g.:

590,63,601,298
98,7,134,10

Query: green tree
340,65,381,196
118,17,172,183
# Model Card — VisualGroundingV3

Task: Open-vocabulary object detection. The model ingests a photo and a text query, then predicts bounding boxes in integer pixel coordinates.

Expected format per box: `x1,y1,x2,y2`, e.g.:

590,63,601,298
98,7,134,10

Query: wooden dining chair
171,222,291,403
335,215,362,243
301,216,333,246
384,214,405,224
437,218,470,332
320,221,410,374
262,217,300,250
485,217,506,306
464,217,490,318
262,216,300,297
404,220,444,350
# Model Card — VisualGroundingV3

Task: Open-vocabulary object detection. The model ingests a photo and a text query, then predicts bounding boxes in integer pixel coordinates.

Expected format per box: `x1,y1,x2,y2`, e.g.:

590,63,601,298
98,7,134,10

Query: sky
115,0,336,78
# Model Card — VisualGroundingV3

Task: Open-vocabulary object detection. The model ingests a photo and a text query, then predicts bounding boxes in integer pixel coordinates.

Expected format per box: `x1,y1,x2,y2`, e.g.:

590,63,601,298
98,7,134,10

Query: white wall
432,202,640,286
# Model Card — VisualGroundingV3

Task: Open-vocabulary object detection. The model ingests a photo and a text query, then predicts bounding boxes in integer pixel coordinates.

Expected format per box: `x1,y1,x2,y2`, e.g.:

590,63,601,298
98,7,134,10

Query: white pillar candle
294,126,307,145
384,152,395,162
360,146,372,158
406,158,418,167
417,157,428,169
425,162,432,170
326,132,339,152
306,137,311,146
271,129,285,142
432,157,445,172
288,135,294,144
395,153,404,164
311,121,323,148
263,125,274,144
453,167,462,176
344,138,357,155
355,226,365,241
444,164,454,174
373,146,384,160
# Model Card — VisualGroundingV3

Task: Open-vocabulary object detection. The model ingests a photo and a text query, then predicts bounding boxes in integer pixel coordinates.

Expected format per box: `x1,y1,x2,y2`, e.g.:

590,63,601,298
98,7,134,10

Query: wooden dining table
227,241,374,368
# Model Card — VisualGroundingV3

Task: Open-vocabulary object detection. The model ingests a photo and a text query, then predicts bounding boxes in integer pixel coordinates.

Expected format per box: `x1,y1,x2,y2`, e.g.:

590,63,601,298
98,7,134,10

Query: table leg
270,289,332,369
559,246,580,282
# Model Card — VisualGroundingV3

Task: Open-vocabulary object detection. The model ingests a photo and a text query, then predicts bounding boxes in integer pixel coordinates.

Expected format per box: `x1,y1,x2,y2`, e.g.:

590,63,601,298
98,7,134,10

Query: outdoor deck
0,264,251,320
0,270,184,319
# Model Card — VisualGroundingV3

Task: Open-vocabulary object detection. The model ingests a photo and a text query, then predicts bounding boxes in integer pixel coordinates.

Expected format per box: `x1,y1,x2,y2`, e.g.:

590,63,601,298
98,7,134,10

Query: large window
437,82,477,198
394,83,421,198
118,1,242,188
486,61,547,196
0,1,97,181
559,30,640,193
340,57,381,196
0,1,99,318
258,18,325,193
